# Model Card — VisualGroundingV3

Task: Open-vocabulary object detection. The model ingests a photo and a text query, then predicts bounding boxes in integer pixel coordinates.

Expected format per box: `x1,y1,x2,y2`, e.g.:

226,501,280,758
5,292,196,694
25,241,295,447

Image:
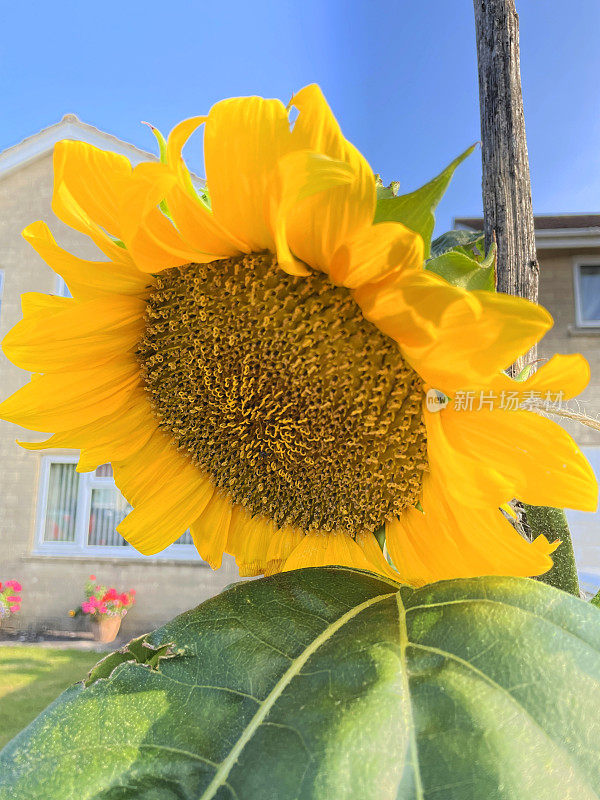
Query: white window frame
34,455,201,560
573,258,600,328
54,275,71,298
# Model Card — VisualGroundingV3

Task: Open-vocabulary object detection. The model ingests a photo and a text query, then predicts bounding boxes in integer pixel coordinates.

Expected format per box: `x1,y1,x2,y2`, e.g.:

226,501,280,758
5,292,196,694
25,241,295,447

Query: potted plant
0,580,22,628
70,575,135,643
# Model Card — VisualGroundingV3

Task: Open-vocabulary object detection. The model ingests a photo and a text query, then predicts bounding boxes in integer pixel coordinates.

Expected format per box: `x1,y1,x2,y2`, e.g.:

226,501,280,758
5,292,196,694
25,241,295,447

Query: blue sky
2,0,599,234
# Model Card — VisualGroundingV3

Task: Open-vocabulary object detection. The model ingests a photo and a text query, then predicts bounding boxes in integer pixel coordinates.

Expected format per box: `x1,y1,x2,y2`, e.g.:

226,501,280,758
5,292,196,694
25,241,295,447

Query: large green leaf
374,145,476,258
2,568,600,799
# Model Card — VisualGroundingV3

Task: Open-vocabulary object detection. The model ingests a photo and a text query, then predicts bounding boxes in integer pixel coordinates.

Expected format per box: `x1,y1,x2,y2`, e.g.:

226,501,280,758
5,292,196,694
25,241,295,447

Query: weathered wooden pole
473,0,579,595
473,0,538,373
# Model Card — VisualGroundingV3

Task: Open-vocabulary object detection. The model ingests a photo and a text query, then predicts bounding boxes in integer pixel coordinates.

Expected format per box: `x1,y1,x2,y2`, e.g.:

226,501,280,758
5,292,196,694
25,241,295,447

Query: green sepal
143,121,172,217
430,228,485,260
372,525,386,552
374,174,400,199
426,244,496,291
374,144,477,258
143,121,168,164
514,363,536,381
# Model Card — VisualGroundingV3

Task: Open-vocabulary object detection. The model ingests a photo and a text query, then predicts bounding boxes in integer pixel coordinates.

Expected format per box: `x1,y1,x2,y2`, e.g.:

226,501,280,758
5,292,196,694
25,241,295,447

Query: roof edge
0,115,158,179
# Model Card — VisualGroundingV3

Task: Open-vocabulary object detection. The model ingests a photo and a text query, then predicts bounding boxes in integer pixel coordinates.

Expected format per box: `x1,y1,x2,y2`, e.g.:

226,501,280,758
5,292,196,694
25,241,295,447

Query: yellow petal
329,222,424,288
227,505,276,576
113,429,214,554
163,180,239,260
204,96,293,252
3,295,146,373
165,115,206,193
355,270,553,391
424,405,514,508
354,269,468,349
428,404,598,512
53,140,131,237
272,149,355,276
264,526,304,576
190,490,233,570
0,360,140,433
354,531,402,582
117,162,200,272
118,472,213,555
282,531,376,572
480,353,590,401
19,291,71,317
23,222,149,300
20,392,158,472
52,142,136,264
386,475,558,586
286,84,376,272
162,116,237,256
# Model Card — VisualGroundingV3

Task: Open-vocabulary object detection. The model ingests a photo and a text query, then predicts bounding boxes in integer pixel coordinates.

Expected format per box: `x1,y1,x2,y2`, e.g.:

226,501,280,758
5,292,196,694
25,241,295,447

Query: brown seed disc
137,253,428,533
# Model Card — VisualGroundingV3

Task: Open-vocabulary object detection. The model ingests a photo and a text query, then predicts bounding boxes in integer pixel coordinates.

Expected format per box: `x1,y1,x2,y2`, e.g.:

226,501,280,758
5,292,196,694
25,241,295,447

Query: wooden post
473,0,538,374
473,0,579,595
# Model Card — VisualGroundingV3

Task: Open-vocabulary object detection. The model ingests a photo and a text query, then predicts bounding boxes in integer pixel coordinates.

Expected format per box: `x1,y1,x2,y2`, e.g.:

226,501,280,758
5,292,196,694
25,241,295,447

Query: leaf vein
196,591,395,800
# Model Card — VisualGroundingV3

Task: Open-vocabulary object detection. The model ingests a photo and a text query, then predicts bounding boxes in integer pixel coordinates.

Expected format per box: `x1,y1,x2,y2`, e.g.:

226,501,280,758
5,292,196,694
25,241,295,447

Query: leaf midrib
197,590,396,800
395,593,425,800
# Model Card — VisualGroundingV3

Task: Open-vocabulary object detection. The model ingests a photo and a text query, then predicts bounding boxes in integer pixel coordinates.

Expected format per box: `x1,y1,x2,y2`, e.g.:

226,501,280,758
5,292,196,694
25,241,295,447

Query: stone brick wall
537,248,600,448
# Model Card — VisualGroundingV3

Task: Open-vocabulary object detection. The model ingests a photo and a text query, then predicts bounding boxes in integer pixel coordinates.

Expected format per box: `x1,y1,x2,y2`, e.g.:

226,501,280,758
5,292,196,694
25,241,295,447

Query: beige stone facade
537,247,600,585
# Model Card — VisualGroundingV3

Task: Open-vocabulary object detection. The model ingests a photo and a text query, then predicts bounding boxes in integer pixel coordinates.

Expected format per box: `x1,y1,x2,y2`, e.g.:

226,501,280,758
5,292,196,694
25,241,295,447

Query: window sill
568,324,600,337
23,552,209,567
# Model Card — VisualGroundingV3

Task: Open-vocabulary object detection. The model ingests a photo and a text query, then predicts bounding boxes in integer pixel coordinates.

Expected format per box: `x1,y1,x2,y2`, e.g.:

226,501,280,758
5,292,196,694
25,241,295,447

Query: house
456,215,600,593
0,116,238,637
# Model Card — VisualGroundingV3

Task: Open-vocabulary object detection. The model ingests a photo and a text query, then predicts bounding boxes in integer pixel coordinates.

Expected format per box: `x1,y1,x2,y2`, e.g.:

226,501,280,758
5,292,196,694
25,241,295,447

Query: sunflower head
0,85,596,584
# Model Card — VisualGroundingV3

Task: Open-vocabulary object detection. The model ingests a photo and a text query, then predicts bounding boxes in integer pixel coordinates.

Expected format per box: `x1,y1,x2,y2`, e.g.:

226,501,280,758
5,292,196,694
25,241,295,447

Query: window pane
176,530,194,545
579,266,600,323
95,464,113,478
87,487,132,547
44,463,79,542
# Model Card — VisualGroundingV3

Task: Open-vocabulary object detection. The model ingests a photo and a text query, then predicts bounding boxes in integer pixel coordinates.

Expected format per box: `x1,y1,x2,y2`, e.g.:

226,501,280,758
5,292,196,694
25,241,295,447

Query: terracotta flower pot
92,615,122,643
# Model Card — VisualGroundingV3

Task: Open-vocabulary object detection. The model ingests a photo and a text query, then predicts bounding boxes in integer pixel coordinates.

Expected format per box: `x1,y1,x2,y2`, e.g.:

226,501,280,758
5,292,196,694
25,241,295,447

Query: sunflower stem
523,504,580,597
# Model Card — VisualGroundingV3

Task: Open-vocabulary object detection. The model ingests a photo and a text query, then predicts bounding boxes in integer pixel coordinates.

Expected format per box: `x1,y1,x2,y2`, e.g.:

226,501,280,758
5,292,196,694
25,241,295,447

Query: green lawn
0,646,101,749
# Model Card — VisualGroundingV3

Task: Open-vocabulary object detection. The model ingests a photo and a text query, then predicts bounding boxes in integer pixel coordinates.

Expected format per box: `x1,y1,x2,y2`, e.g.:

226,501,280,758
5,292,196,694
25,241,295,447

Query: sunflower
1,85,596,585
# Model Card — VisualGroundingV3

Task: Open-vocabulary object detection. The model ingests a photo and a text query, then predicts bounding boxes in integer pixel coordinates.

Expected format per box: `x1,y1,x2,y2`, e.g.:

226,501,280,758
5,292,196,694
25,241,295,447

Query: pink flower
6,596,20,603
89,574,96,581
81,601,94,614
0,582,3,591
119,593,130,604
6,581,22,592
98,603,107,614
103,588,118,602
130,589,136,595
9,605,20,613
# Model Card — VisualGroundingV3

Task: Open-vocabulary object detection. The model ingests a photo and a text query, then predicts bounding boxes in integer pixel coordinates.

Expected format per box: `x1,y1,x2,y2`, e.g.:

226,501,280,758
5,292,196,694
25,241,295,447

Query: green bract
1,567,600,799
374,144,476,258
